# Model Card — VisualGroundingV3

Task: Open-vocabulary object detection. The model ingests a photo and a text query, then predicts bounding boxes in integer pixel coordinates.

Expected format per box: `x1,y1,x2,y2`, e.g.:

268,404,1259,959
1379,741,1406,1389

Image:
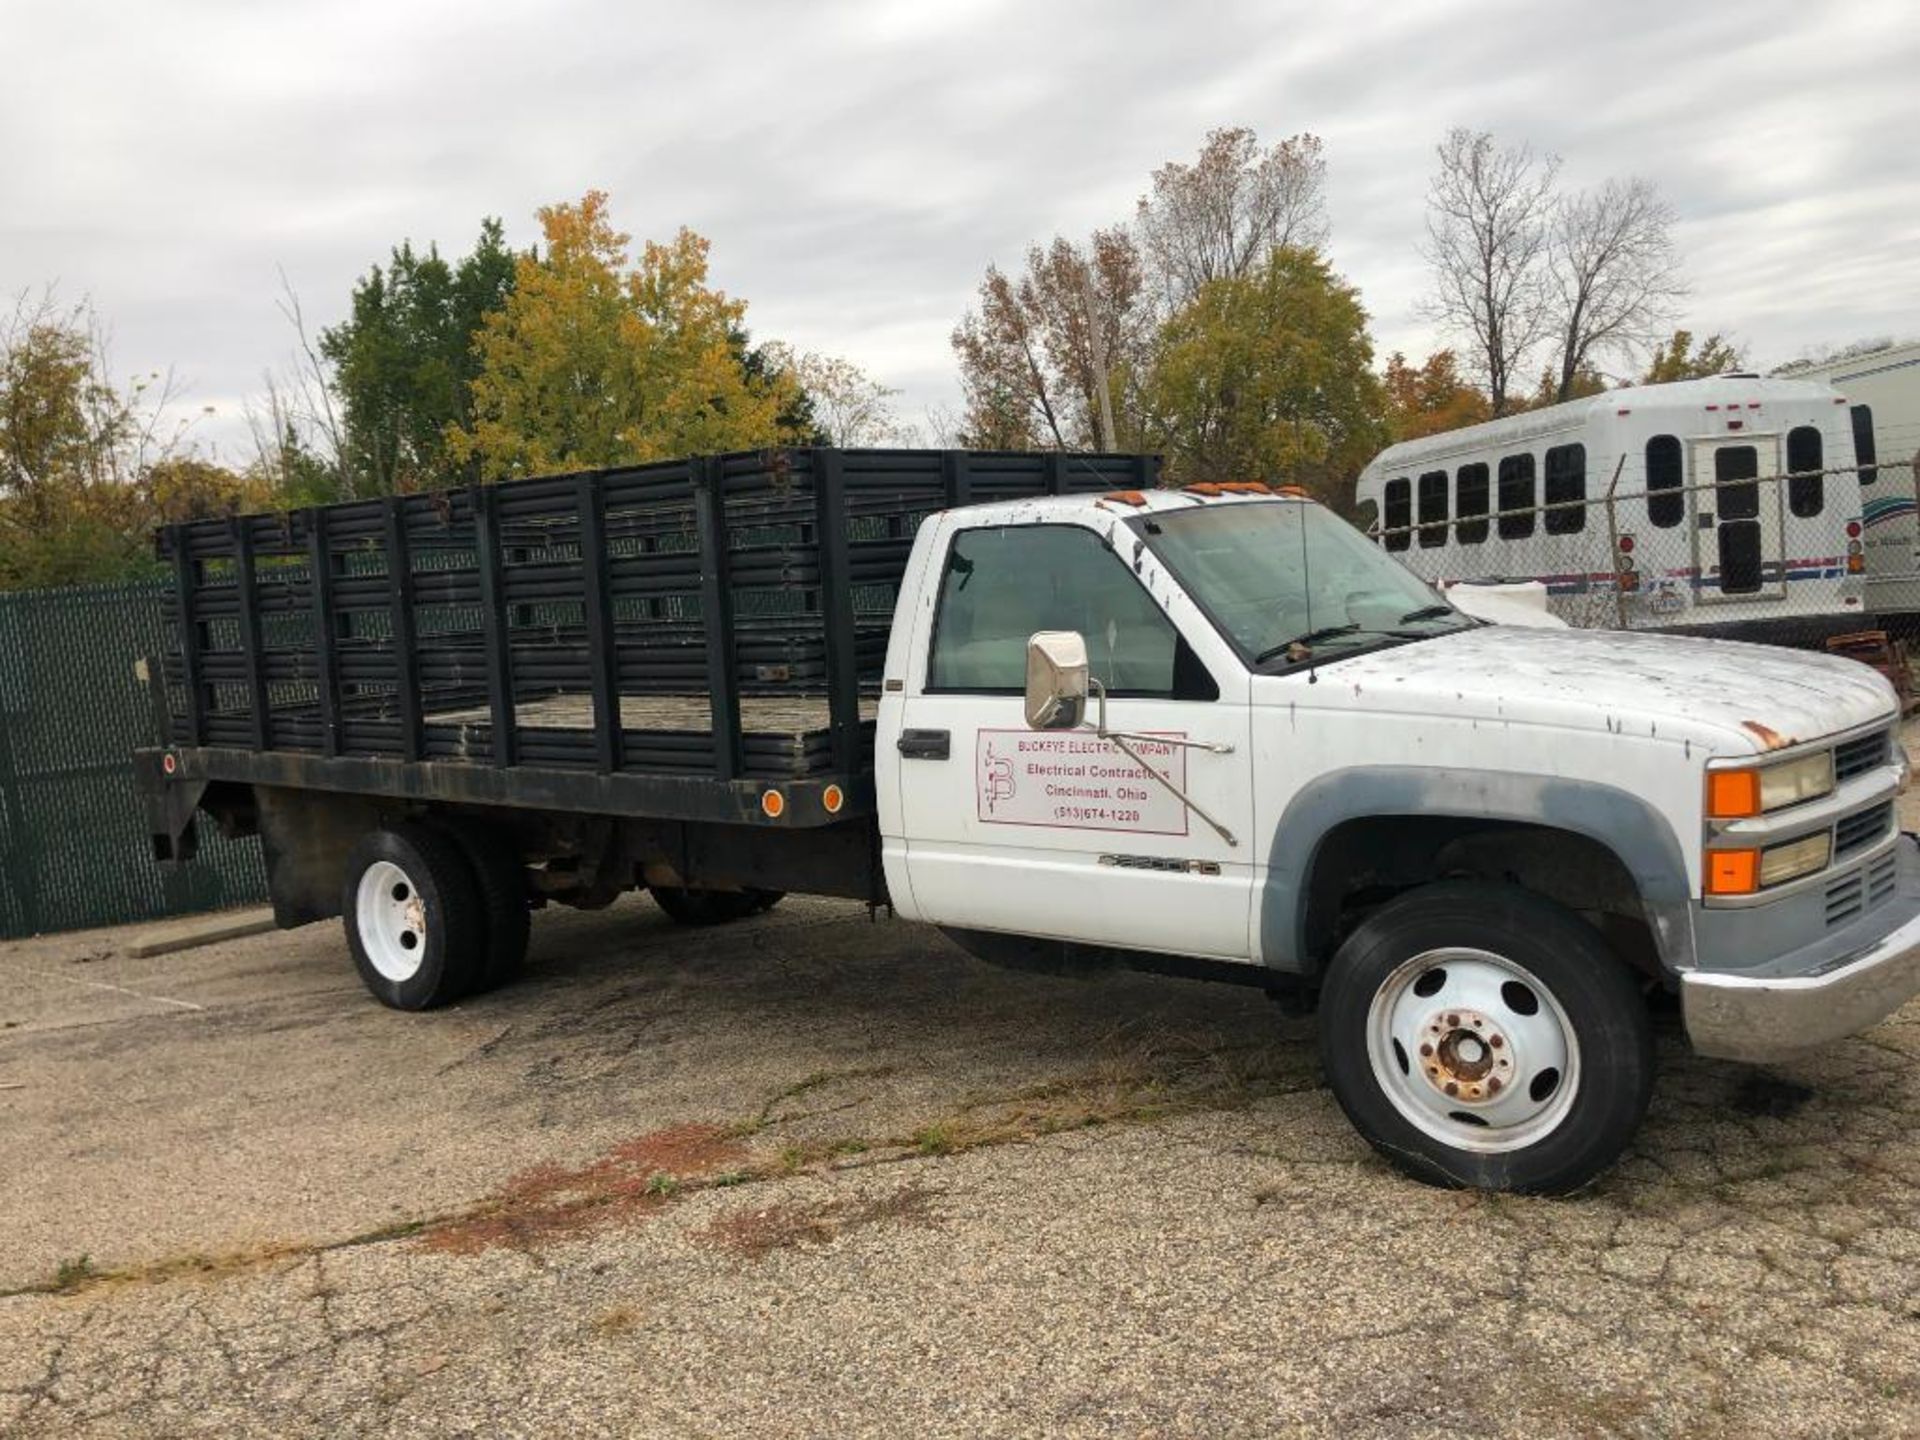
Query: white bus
1772,341,1920,617
1354,376,1872,639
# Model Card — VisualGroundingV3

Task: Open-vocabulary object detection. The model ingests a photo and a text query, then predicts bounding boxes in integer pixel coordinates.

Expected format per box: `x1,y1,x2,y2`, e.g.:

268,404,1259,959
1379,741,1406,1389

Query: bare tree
951,228,1147,451
1547,178,1684,400
760,344,910,447
1420,129,1560,416
1136,128,1328,310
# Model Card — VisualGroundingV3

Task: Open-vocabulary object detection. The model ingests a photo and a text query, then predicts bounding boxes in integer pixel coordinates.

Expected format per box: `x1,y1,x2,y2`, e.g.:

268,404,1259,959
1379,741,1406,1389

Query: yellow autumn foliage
449,191,805,479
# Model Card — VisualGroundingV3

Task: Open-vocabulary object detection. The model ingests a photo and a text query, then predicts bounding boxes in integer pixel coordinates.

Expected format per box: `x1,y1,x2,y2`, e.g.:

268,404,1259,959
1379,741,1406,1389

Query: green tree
1139,247,1386,496
320,219,519,494
1642,328,1745,384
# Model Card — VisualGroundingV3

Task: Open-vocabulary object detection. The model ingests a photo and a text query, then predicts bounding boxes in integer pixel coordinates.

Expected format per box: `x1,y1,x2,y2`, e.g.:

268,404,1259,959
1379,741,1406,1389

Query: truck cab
875,485,1920,1192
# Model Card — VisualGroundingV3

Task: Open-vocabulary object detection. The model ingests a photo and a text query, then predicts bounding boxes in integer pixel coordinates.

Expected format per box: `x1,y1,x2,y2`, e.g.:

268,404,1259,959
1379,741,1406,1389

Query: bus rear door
1693,434,1784,601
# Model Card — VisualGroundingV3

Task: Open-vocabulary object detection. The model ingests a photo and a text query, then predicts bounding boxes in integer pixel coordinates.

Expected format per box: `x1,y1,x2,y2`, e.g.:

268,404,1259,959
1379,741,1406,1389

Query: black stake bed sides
142,447,1159,824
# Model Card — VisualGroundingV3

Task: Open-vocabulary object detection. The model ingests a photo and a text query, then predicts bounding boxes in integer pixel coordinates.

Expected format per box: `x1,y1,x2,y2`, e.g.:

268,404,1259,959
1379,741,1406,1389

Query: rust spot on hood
1741,720,1793,751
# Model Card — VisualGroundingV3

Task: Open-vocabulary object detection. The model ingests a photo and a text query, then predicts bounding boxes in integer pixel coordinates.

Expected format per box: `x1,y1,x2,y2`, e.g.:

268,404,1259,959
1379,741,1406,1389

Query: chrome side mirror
1025,630,1089,730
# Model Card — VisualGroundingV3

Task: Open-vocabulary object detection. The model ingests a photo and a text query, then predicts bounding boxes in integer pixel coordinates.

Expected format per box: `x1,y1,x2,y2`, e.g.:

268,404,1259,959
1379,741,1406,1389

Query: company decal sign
975,729,1188,836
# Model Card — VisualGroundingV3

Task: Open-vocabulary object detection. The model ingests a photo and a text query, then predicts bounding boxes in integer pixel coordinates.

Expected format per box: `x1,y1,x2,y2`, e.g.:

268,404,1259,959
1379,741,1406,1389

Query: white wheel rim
356,859,427,983
1365,947,1581,1154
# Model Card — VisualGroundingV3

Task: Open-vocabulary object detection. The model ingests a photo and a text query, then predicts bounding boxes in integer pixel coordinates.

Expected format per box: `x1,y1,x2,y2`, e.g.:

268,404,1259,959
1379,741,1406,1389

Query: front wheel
1318,881,1653,1195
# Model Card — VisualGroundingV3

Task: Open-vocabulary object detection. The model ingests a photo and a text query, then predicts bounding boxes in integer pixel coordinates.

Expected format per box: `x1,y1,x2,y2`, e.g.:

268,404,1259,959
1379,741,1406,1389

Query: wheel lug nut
1419,1043,1433,1057
1488,1077,1503,1095
1444,1081,1458,1096
1489,1035,1504,1049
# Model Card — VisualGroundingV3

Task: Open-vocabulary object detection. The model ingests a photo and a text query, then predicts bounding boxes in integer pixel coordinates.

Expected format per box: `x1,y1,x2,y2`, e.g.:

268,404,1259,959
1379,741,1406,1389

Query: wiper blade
1252,623,1363,667
1398,604,1457,623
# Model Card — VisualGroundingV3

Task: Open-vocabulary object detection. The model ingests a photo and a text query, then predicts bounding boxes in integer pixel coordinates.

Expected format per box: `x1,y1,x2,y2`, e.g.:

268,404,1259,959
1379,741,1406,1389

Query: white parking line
24,969,206,1013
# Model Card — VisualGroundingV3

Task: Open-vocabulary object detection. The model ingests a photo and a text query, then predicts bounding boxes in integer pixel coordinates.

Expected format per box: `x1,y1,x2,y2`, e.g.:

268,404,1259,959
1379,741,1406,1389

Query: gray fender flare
1261,766,1694,976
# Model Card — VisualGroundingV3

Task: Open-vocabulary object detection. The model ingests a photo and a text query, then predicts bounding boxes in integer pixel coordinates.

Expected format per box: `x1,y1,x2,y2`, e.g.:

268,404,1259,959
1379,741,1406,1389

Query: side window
1497,453,1536,539
1417,470,1449,548
1646,434,1684,528
1383,478,1411,552
1455,463,1490,545
1852,405,1878,484
927,524,1200,698
1787,426,1824,518
1543,443,1586,535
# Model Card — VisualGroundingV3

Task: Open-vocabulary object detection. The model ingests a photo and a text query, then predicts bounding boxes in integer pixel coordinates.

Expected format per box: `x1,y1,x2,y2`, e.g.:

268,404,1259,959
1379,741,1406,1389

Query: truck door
890,519,1254,961
1693,435,1785,600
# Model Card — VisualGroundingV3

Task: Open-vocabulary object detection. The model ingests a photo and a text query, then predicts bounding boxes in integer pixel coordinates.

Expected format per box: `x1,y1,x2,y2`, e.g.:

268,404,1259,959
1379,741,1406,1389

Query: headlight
1706,751,1836,818
1705,832,1834,896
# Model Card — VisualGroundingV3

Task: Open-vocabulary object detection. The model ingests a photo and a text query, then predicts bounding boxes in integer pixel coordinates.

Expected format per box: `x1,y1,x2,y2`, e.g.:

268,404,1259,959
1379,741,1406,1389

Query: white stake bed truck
136,447,1920,1193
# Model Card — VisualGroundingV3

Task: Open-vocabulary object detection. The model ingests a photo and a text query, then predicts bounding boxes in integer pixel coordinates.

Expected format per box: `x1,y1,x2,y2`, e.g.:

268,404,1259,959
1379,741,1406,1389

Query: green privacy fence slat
0,578,267,939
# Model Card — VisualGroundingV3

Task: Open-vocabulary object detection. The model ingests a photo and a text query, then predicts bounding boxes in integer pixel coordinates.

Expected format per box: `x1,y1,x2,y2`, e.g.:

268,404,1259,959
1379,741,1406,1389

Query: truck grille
1825,851,1899,928
1835,801,1894,858
1834,729,1891,783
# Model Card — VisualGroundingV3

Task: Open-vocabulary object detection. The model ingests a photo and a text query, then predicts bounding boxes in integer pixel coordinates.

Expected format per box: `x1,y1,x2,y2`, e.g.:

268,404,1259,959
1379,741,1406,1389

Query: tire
427,820,530,991
647,885,765,926
341,822,485,1011
1318,881,1653,1195
750,889,784,913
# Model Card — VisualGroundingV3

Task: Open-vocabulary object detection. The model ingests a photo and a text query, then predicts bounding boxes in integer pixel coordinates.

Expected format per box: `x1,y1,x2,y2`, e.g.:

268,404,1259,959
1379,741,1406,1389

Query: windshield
1131,500,1473,668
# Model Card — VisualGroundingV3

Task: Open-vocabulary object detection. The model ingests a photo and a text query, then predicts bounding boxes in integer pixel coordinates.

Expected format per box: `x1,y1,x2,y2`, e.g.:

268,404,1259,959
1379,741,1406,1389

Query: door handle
897,728,950,760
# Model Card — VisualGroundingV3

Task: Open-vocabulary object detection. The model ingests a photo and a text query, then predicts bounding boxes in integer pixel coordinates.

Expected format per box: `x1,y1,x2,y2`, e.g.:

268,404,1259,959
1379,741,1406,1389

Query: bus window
1787,426,1823,517
1646,435,1683,528
1543,443,1586,535
1852,405,1878,484
1384,478,1411,551
1497,454,1536,539
1456,463,1490,544
1417,470,1448,548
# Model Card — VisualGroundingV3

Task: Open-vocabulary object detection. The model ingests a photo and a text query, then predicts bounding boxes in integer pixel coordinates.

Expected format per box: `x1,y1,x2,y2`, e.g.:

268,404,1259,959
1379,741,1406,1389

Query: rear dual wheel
342,820,529,1011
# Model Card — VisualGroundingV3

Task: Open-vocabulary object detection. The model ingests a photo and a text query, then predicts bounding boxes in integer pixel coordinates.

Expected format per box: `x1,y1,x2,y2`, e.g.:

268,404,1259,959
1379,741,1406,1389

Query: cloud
2,0,1915,455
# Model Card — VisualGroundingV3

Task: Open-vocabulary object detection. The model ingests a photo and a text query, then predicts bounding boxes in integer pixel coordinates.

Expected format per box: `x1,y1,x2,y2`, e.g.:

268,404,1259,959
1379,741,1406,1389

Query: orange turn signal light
761,789,786,819
1705,849,1761,896
822,783,844,814
1706,770,1761,819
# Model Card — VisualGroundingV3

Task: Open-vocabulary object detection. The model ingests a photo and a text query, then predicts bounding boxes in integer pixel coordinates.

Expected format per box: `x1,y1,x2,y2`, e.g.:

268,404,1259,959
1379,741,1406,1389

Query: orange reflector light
761,789,786,819
822,783,844,814
1183,481,1225,496
1100,490,1148,506
1707,770,1761,819
1276,484,1311,498
1849,553,1866,574
1705,849,1761,896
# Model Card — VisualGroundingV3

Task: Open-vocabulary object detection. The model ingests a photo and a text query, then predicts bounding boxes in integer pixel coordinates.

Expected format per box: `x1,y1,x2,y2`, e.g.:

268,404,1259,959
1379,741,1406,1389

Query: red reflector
1706,404,1719,411
1747,402,1761,409
1619,535,1635,553
1727,419,1744,430
1847,521,1863,538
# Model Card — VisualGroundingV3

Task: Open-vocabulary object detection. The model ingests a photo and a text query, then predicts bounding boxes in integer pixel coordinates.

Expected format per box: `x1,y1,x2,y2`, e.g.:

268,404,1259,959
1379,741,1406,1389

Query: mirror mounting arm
1088,681,1239,848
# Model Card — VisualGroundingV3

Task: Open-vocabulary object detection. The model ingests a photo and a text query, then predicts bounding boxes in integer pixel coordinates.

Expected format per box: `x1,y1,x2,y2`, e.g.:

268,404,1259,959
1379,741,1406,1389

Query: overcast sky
3,0,1915,459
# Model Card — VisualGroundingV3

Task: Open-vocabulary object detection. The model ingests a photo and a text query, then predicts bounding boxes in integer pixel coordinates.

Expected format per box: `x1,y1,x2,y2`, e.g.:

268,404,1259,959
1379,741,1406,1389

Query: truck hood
1264,624,1896,755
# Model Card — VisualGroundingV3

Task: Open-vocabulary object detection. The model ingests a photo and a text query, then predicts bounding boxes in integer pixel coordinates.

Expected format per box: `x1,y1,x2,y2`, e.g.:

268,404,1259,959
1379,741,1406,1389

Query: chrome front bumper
1683,834,1920,1062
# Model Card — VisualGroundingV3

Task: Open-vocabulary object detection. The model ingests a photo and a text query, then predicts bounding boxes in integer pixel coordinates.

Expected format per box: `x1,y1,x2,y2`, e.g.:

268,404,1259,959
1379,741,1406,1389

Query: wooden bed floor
427,692,878,735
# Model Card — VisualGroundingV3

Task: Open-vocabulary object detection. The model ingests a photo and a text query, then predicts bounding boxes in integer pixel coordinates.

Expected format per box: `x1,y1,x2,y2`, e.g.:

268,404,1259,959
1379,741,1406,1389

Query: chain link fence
1377,451,1920,651
0,578,266,939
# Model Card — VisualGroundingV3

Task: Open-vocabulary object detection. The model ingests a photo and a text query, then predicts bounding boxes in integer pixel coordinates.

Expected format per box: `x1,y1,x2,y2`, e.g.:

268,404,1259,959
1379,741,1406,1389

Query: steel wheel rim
1365,946,1581,1155
356,860,427,983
